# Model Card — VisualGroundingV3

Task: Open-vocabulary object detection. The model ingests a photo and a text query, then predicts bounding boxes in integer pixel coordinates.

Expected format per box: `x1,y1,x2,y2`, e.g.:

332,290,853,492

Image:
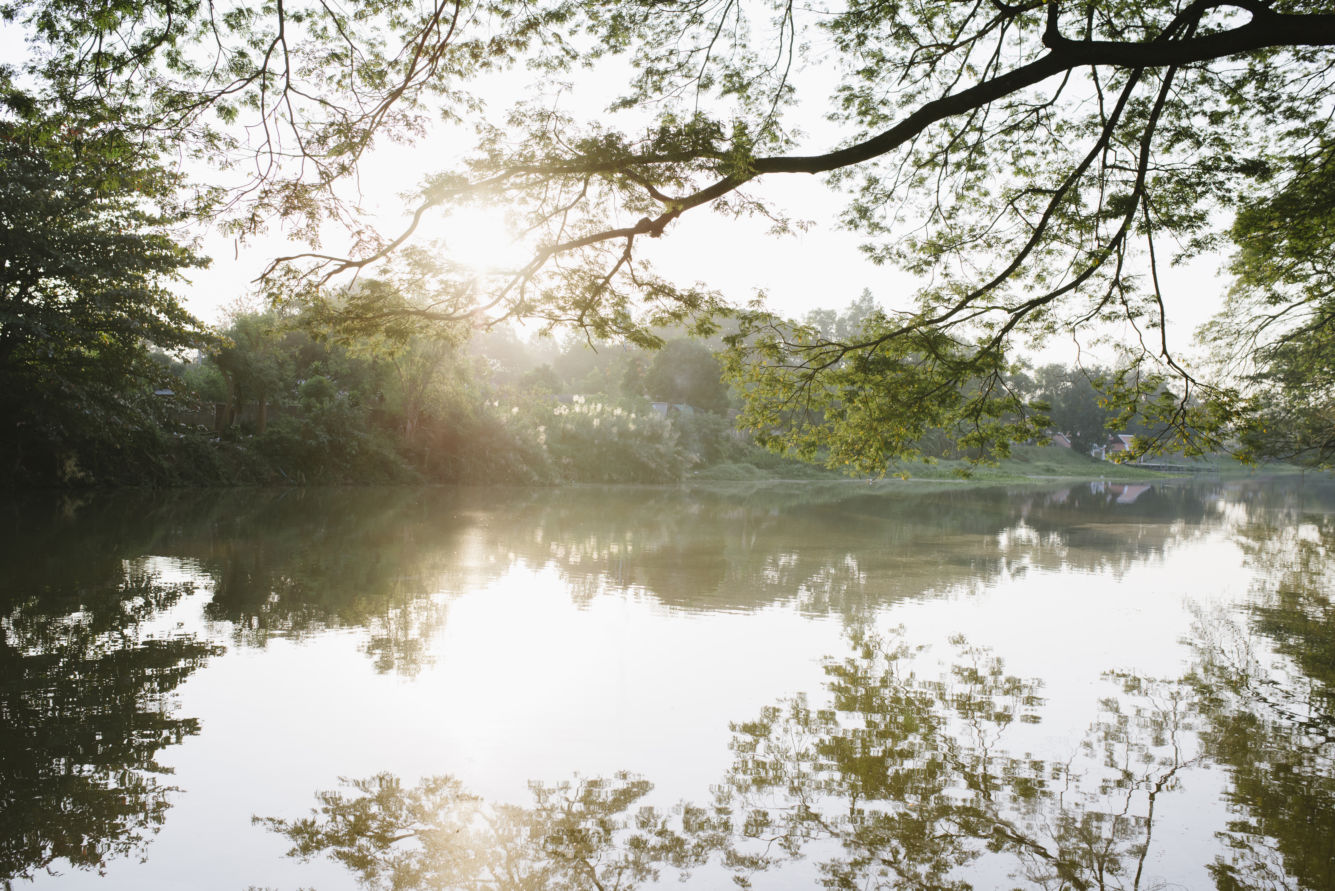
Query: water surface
2,479,1332,890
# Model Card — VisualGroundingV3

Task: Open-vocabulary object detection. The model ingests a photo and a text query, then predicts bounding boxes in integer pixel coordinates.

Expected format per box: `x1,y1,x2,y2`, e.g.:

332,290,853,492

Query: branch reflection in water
261,629,1213,891
264,499,1335,891
0,564,221,883
1190,501,1335,891
6,479,1333,888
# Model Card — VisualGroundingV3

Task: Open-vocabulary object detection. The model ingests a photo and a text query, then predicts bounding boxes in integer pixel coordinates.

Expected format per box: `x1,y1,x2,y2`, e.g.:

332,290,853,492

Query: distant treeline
2,287,1152,488
3,300,820,487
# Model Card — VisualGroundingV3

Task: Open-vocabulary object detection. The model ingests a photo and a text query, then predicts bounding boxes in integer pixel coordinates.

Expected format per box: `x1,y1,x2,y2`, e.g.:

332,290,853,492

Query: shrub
540,397,688,483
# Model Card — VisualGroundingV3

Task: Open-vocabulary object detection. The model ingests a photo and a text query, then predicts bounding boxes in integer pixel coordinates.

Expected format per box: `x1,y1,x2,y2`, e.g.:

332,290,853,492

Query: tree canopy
1204,137,1335,465
7,0,1335,467
0,87,208,482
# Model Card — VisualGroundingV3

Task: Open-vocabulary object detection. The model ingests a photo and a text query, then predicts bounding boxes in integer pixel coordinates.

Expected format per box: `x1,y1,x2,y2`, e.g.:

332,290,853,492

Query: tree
1031,364,1116,455
211,312,291,433
1203,140,1335,466
1231,327,1335,466
10,0,1335,463
643,338,731,414
0,91,207,484
803,290,881,344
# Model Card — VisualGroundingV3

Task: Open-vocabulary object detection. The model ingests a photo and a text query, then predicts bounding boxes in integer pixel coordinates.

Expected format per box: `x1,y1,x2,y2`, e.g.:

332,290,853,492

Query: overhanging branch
274,3,1335,322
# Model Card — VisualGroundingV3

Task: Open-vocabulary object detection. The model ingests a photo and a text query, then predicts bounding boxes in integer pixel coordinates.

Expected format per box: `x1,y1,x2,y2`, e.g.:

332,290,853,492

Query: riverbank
692,443,1273,484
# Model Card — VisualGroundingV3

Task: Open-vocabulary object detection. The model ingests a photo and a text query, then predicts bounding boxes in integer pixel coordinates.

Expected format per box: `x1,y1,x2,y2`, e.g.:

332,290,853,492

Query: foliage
1203,141,1335,466
802,290,881,345
670,410,749,468
255,401,411,484
211,312,292,432
726,310,1045,474
538,397,688,483
642,339,731,414
0,99,208,486
1028,364,1117,455
1235,329,1335,467
178,309,733,485
10,0,1335,462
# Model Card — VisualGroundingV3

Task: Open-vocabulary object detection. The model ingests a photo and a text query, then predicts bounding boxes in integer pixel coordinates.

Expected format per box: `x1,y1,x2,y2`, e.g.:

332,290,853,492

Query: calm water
2,479,1333,890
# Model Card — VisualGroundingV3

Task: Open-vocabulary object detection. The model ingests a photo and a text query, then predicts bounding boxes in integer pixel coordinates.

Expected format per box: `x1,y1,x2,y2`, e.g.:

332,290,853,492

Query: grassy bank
691,444,1259,484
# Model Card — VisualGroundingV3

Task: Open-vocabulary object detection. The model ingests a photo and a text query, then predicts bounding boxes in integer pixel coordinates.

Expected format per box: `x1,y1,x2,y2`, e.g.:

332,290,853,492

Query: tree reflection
264,631,1205,891
4,488,470,676
192,489,465,675
474,482,1219,617
1190,506,1335,891
259,772,726,891
2,482,1224,686
720,630,1200,891
10,482,1330,889
0,564,220,884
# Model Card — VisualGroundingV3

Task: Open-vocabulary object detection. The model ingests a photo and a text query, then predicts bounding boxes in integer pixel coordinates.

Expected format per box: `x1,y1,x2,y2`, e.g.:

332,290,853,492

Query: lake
2,479,1333,890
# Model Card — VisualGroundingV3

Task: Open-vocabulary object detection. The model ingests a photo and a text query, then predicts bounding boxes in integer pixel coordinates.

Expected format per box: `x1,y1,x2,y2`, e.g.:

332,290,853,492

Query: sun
428,207,533,276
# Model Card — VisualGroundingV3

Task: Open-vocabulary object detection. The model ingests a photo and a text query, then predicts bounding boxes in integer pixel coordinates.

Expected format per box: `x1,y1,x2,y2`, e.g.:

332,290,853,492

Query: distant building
1091,433,1138,462
1090,480,1152,503
1051,432,1072,449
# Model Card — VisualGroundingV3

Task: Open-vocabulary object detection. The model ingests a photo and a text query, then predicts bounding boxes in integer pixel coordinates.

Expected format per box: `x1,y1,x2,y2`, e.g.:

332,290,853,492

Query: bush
540,397,688,483
407,404,554,484
257,398,413,484
670,410,749,467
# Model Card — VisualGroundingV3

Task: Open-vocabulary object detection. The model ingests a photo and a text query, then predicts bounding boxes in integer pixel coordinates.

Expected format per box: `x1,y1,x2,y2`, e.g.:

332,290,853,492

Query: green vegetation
0,273,1277,487
3,1,1334,482
885,445,1170,483
1203,141,1335,467
0,293,809,485
0,100,209,485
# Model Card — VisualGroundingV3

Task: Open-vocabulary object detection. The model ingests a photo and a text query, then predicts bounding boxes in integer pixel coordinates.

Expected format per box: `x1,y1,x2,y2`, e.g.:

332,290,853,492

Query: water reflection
258,772,724,891
0,483,1212,694
258,483,1335,891
0,562,220,883
1189,501,1335,891
192,490,467,675
263,628,1211,890
481,482,1223,614
266,592,1335,891
1,481,1232,653
4,479,1326,888
720,631,1203,890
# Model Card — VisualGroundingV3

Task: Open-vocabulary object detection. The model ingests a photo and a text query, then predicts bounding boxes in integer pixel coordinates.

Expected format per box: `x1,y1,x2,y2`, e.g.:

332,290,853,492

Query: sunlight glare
428,207,533,275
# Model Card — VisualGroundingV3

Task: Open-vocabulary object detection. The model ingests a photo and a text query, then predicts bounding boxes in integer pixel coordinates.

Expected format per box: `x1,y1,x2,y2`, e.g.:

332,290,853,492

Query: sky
174,26,1234,373
3,15,1233,368
182,54,915,328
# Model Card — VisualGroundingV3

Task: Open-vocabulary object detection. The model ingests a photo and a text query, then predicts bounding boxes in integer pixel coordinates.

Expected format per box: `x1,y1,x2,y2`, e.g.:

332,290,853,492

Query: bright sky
184,57,913,327
3,17,1232,367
